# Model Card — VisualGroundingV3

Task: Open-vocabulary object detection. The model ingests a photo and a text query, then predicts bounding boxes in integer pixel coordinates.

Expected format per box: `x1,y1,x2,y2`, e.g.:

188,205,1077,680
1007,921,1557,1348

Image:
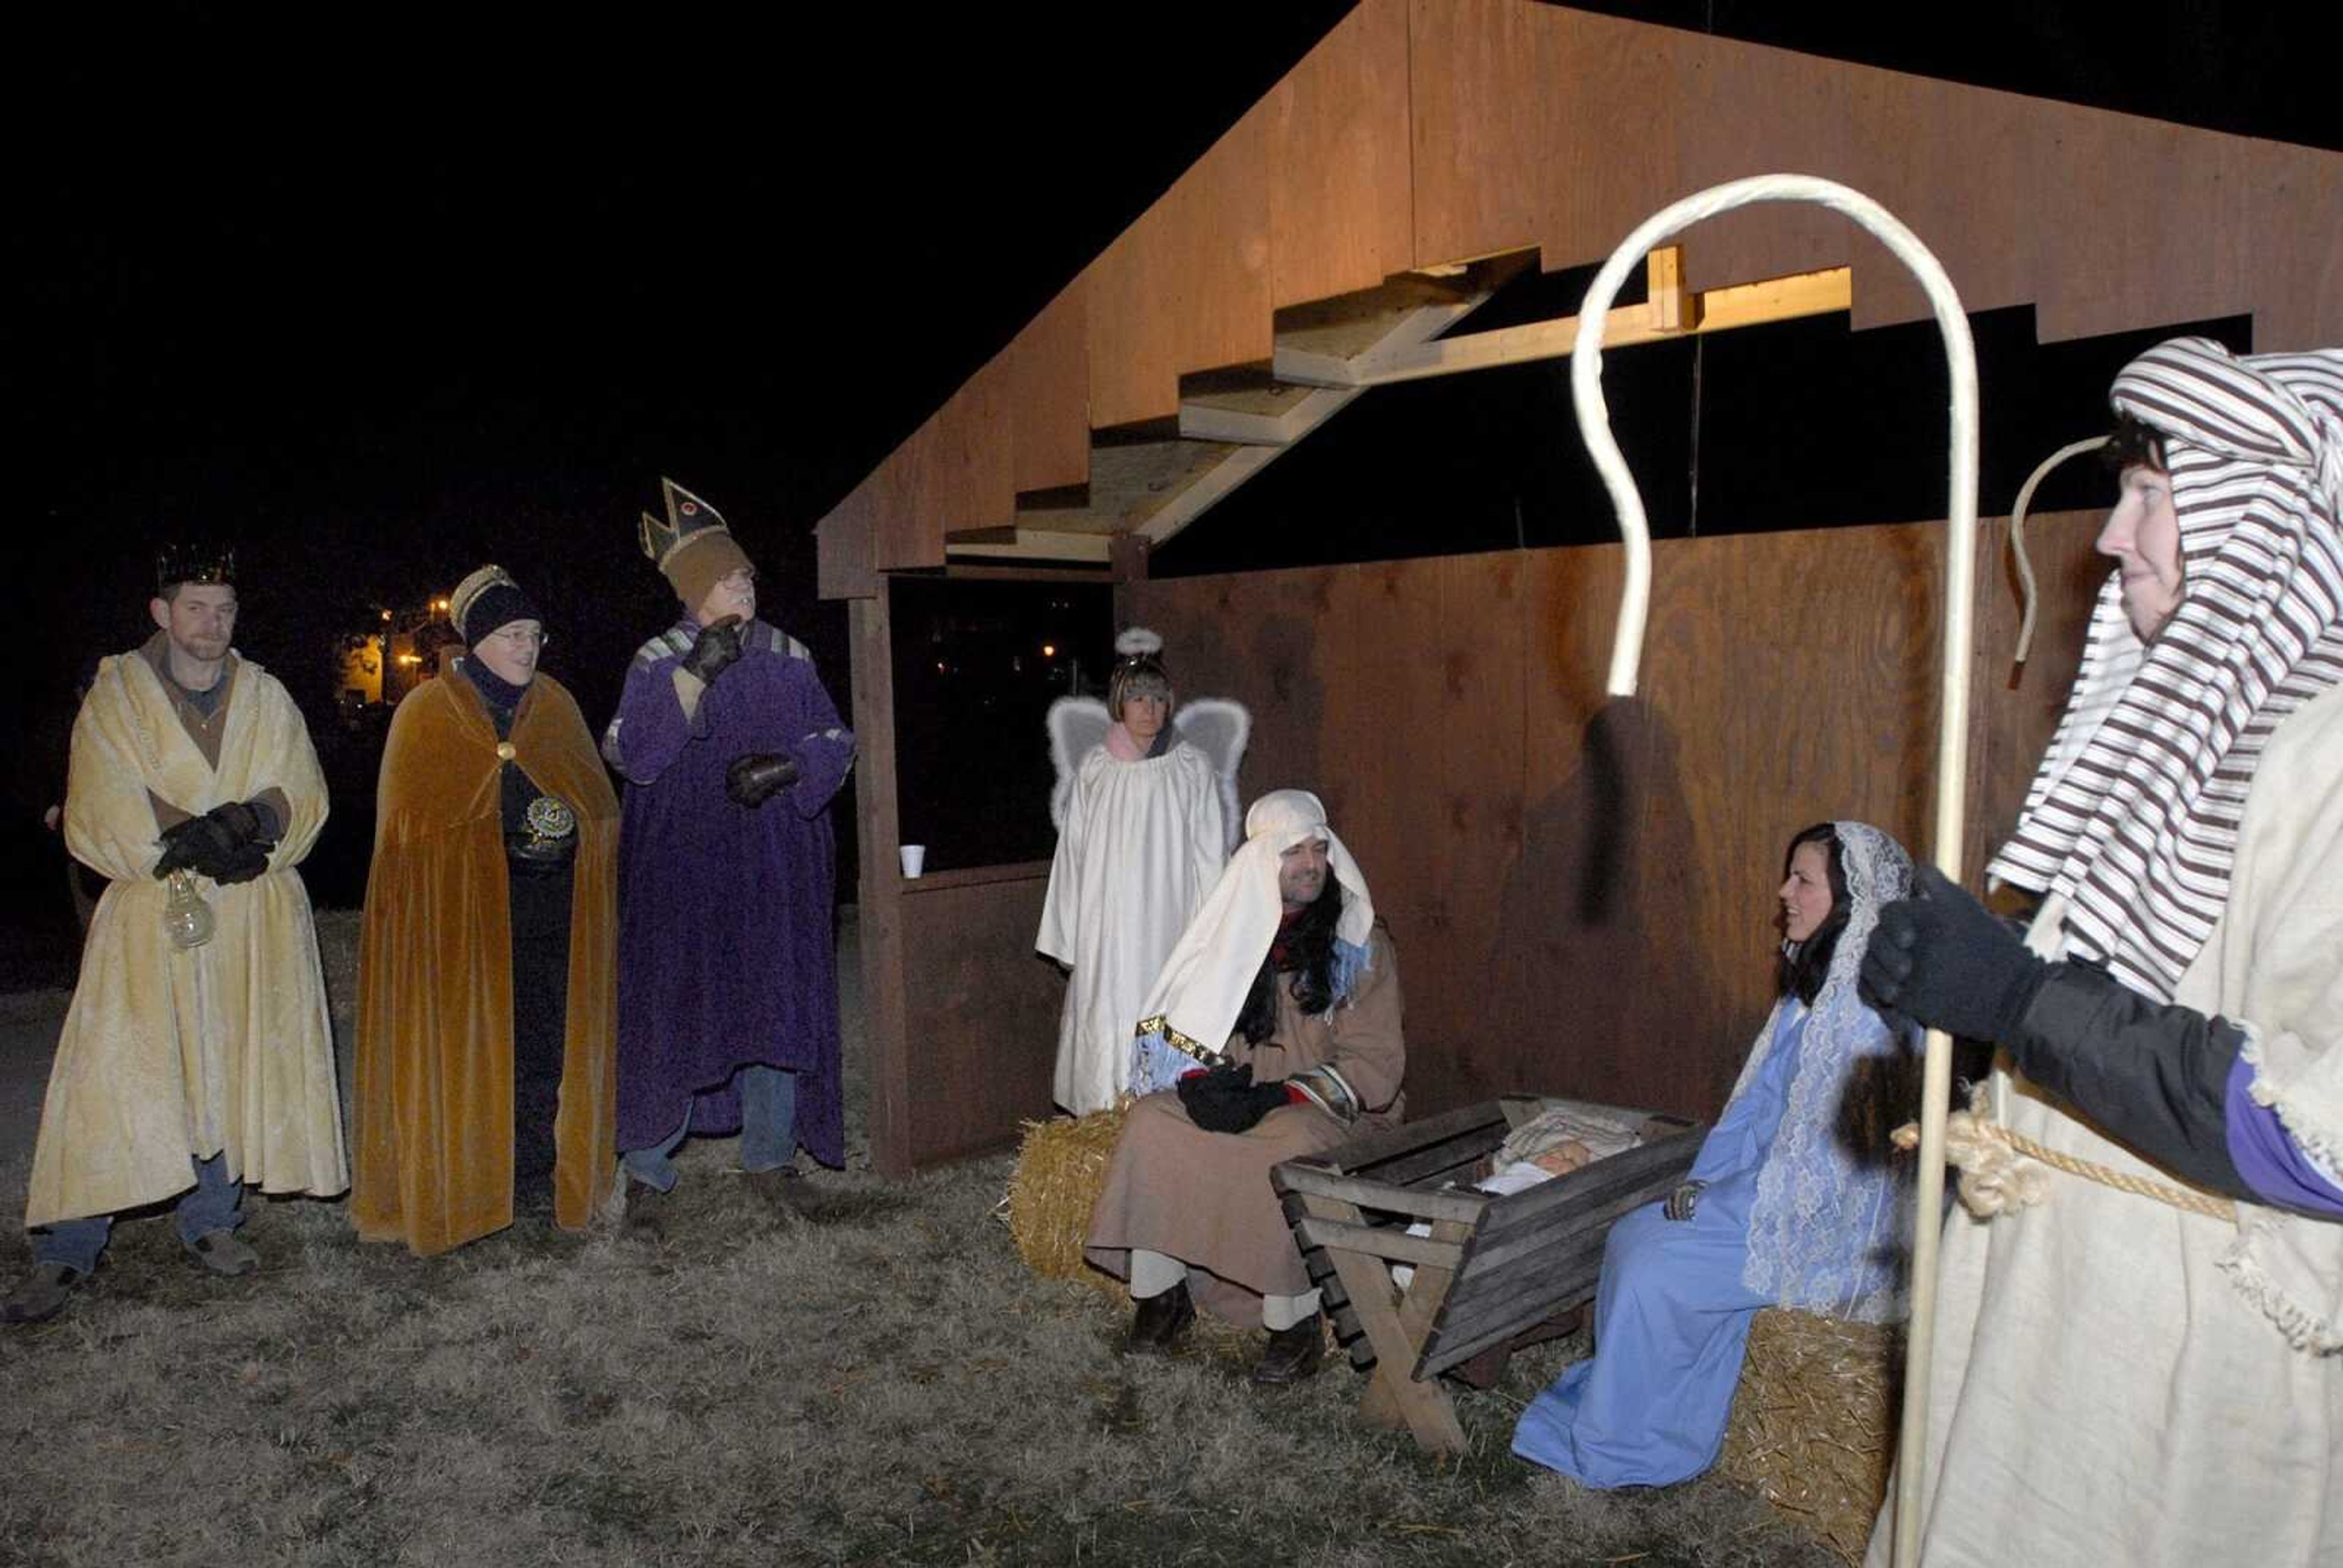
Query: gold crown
156,541,236,594
638,477,733,569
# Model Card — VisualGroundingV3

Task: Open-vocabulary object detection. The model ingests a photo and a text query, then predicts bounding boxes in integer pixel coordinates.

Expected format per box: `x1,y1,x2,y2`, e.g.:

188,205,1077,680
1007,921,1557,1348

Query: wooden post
1646,244,1689,332
849,583,913,1177
1110,532,1150,628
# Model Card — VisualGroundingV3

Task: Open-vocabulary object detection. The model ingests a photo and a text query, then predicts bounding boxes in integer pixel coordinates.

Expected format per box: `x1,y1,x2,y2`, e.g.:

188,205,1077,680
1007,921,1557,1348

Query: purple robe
603,618,855,1165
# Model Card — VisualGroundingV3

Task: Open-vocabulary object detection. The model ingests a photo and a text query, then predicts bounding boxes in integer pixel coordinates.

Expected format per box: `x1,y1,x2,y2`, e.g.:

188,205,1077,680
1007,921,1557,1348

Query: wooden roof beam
940,527,1115,564
1279,250,1852,390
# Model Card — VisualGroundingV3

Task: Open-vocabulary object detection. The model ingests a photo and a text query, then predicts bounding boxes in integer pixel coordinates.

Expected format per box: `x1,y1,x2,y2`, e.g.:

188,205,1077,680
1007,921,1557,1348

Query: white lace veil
1735,821,1921,1323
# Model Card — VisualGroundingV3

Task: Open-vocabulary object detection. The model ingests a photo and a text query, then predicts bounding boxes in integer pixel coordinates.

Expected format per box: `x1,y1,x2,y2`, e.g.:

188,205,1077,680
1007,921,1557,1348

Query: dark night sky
3,1,2331,969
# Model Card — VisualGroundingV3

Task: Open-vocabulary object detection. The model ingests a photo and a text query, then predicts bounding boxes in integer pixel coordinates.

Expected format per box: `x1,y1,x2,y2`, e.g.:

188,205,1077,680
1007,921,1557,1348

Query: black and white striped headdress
1990,336,2343,1000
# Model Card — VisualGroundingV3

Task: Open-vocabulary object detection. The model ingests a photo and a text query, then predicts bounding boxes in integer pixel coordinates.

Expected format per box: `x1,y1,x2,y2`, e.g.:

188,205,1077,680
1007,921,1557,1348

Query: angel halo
1046,627,1248,852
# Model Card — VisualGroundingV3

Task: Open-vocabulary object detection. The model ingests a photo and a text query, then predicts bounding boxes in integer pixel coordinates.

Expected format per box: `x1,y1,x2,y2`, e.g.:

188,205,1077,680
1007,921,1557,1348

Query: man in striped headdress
1862,337,2343,1564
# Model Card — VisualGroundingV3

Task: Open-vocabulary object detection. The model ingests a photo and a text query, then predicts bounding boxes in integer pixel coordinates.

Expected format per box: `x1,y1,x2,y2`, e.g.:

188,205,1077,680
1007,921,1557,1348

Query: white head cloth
1989,337,2343,1001
1127,789,1375,1096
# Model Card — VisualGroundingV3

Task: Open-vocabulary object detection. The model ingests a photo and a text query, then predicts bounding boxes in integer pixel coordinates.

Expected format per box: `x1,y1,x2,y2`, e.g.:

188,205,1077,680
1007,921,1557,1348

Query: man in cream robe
6,547,345,1325
1860,340,2343,1564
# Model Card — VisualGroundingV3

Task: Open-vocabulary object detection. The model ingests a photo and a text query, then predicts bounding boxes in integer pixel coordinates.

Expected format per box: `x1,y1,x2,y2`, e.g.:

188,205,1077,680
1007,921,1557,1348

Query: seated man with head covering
1085,789,1403,1385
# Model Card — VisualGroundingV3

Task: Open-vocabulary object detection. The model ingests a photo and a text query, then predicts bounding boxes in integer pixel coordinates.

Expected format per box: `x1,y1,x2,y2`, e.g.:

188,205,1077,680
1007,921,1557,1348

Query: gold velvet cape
351,672,620,1254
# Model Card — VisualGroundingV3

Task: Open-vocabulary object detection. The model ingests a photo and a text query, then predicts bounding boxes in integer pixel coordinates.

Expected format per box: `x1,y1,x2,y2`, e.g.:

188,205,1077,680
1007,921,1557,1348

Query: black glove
725,752,800,808
154,819,204,878
1860,863,2048,1045
680,615,744,684
1176,1062,1291,1135
1663,1179,1706,1222
154,800,277,881
208,841,273,885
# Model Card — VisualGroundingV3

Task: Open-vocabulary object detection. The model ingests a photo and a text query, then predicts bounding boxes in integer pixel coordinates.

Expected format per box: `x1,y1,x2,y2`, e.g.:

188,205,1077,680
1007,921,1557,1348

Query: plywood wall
1124,511,2105,1123
817,1,2340,591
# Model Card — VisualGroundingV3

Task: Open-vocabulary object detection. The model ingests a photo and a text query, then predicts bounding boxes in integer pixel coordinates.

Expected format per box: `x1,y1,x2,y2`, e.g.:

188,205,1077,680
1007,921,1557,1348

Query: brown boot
1251,1311,1324,1385
1125,1281,1195,1354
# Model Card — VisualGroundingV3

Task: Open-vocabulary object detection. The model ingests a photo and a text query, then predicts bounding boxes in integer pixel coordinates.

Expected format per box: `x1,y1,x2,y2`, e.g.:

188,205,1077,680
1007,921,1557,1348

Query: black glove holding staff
1860,862,2252,1201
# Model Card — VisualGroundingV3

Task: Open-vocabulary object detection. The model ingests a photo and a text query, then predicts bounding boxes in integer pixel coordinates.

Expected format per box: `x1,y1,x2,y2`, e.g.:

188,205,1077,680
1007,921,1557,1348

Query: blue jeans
31,1152,245,1274
622,1065,799,1191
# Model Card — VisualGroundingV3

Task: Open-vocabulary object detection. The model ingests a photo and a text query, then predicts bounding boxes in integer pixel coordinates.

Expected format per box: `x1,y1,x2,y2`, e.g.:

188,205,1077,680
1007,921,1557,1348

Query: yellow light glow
381,610,393,622
1041,643,1057,658
396,653,422,666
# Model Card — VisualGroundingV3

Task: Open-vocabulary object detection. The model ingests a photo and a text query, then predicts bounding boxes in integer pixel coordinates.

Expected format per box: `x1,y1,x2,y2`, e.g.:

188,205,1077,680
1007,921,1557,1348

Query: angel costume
1035,630,1244,1114
1516,822,1918,1488
1873,340,2343,1567
26,617,346,1250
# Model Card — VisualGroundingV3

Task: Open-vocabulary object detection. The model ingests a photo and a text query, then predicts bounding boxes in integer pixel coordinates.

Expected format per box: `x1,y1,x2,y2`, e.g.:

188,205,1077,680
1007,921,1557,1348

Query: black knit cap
447,564,543,649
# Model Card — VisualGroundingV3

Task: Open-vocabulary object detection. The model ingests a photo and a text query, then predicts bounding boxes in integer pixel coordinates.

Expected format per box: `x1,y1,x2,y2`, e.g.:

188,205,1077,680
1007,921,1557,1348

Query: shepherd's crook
1571,174,1977,1568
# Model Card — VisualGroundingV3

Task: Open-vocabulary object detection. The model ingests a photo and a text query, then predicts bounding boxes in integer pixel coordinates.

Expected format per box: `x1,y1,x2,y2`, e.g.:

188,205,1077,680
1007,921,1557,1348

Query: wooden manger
1271,1095,1703,1454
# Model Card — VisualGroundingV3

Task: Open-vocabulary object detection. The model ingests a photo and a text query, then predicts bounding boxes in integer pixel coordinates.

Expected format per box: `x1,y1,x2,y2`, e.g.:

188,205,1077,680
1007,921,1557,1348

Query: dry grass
0,913,1839,1568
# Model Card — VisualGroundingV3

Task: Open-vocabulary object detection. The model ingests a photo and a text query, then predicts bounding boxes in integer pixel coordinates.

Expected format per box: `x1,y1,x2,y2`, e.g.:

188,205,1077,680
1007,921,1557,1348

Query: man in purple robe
602,479,855,1218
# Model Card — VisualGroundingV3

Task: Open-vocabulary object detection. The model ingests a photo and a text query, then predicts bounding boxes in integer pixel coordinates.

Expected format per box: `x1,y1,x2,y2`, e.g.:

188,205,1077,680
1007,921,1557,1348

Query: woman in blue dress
1514,820,1920,1487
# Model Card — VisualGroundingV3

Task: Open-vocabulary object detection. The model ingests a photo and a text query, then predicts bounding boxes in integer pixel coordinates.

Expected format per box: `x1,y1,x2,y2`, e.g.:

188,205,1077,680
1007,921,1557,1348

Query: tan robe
1873,681,2343,1567
351,672,621,1254
1087,925,1404,1326
26,642,345,1228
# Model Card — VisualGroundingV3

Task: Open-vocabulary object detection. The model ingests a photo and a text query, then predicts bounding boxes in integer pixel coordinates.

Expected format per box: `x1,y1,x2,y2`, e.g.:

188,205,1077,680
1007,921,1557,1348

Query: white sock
1262,1289,1322,1331
1129,1248,1187,1298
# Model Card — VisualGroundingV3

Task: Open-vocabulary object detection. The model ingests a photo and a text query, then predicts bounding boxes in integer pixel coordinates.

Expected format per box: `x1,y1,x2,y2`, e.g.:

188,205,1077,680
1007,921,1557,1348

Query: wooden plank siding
1128,509,2106,1127
815,3,2340,588
1270,0,1416,311
896,870,1065,1169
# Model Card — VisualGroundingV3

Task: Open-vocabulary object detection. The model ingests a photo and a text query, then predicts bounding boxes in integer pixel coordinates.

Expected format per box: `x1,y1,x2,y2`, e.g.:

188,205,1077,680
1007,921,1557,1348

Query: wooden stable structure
821,0,2343,1176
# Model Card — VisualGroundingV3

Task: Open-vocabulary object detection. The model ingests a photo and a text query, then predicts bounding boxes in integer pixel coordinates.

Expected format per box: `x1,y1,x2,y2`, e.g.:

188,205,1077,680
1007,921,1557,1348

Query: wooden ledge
898,859,1053,894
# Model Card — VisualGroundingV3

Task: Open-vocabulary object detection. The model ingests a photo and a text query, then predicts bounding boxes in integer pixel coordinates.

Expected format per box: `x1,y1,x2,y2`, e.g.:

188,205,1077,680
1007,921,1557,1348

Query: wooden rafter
944,257,1529,562
1279,250,1853,389
940,249,1852,563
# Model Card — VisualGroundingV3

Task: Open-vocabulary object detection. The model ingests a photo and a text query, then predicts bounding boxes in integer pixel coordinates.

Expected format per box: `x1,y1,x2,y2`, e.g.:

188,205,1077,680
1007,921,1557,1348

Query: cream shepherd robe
26,647,347,1229
1873,680,2343,1567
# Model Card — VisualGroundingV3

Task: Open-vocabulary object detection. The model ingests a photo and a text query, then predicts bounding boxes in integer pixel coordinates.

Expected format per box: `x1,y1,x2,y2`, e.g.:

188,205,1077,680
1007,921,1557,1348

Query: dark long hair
1234,876,1345,1044
1775,822,1852,1007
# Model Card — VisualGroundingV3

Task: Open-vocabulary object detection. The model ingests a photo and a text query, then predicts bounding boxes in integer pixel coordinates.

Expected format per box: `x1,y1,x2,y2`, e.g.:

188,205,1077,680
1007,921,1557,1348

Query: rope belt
1893,1090,2238,1223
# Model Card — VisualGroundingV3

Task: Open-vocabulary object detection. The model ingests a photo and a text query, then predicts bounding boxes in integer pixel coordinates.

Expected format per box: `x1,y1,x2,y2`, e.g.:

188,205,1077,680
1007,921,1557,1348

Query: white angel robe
1037,743,1225,1114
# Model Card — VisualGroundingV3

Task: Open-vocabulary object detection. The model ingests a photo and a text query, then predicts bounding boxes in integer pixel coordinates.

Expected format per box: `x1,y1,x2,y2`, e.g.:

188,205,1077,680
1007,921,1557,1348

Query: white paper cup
899,844,927,878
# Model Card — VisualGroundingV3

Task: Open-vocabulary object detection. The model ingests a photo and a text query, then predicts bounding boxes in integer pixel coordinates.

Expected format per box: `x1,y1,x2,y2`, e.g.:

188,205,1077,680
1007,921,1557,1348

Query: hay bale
1721,1308,1902,1566
1004,1106,1128,1301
